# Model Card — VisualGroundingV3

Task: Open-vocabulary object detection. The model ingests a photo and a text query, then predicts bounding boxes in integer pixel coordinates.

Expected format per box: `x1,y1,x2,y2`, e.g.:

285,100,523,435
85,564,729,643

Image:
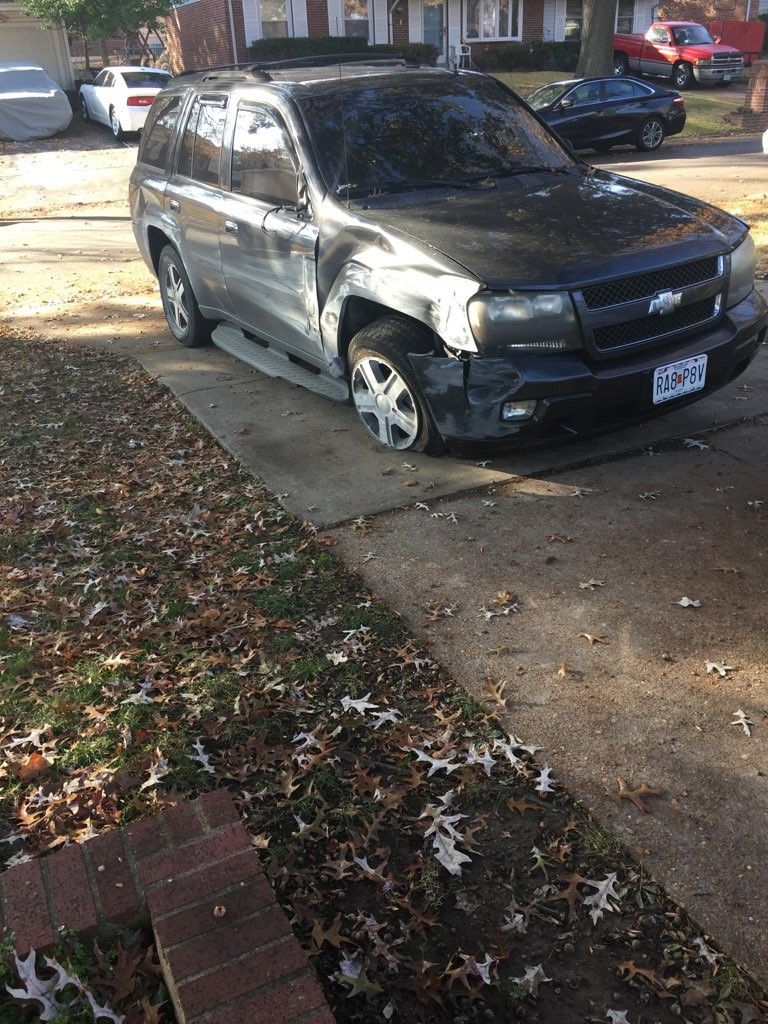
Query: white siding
0,5,73,89
542,0,557,40
633,0,655,33
242,0,260,42
292,0,309,36
408,0,423,42
447,0,461,61
372,0,389,44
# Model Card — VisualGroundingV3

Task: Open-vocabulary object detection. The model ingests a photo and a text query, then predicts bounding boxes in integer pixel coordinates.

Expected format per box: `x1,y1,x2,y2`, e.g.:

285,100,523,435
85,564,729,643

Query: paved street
2,129,768,982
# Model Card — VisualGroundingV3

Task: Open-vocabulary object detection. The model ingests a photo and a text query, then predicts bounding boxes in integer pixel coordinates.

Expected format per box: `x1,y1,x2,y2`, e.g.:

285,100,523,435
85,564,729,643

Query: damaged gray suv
130,56,767,455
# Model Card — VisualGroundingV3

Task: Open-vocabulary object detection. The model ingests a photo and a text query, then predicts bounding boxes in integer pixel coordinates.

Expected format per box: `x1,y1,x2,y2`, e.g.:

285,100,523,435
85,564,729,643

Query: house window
344,0,369,38
563,1,635,41
616,0,634,33
261,0,289,37
564,0,582,41
466,0,520,41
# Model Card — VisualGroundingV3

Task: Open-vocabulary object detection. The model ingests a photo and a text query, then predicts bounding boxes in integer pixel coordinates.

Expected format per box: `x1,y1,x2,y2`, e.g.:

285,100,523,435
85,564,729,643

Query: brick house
165,0,767,71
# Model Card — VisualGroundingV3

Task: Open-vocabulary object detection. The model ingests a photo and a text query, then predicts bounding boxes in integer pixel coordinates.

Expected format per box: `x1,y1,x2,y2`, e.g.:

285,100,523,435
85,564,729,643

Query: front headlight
467,290,582,354
695,58,712,67
727,234,756,309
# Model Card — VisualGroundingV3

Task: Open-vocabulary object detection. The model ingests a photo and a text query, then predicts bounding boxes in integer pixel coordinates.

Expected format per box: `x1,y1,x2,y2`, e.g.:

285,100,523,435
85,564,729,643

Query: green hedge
489,40,580,72
246,36,439,65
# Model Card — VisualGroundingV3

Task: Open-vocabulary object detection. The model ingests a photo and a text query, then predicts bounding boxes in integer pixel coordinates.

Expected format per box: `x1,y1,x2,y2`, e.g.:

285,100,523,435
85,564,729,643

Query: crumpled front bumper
409,289,767,454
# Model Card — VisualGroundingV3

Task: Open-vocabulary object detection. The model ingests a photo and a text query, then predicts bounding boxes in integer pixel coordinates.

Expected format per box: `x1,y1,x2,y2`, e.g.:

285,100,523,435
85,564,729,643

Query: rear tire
673,62,694,90
109,106,124,141
348,317,446,455
613,53,629,77
636,116,666,152
79,95,90,121
158,245,213,348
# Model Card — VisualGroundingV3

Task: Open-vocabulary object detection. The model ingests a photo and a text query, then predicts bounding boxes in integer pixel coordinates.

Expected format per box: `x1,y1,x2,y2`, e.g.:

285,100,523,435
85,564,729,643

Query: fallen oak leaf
732,709,753,737
706,660,734,677
580,633,609,646
616,777,662,813
16,753,52,783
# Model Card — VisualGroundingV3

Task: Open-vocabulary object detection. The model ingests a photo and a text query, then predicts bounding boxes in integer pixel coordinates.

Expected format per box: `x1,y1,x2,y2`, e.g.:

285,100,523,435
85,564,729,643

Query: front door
218,103,321,359
423,0,447,63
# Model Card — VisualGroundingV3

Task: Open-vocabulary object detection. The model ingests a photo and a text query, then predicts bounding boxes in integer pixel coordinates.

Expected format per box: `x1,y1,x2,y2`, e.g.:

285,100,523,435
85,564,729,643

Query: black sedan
527,76,686,154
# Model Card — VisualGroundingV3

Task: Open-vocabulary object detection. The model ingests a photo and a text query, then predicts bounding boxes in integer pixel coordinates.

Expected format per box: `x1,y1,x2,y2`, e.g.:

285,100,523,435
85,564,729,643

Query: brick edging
1,792,334,1024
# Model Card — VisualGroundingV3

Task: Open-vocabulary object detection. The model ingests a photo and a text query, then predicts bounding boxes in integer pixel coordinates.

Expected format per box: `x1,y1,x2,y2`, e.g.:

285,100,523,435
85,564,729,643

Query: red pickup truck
613,21,744,90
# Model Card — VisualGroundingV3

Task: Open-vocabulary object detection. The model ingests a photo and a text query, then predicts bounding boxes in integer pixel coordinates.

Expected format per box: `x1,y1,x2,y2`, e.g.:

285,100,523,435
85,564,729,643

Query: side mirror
559,97,573,109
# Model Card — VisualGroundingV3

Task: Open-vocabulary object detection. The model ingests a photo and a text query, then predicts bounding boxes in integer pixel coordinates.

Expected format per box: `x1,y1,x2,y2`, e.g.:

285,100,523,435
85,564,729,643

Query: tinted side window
231,107,297,202
103,72,115,88
94,70,108,86
140,94,183,169
568,82,602,106
604,80,638,100
178,97,228,186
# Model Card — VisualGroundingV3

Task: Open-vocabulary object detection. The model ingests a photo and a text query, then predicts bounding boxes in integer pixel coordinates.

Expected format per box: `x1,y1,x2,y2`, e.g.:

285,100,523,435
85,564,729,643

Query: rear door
164,93,231,318
600,79,646,144
218,102,321,359
551,81,606,149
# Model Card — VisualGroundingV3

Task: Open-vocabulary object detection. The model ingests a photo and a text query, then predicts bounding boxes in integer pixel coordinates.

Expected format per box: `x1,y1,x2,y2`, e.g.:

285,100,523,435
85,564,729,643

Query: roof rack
250,52,407,70
176,52,415,81
176,62,272,82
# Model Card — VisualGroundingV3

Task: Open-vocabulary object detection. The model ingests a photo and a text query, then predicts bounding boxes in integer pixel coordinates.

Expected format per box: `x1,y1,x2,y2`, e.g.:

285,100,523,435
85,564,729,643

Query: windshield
0,68,55,95
298,75,574,196
672,25,714,45
527,82,570,110
121,71,171,89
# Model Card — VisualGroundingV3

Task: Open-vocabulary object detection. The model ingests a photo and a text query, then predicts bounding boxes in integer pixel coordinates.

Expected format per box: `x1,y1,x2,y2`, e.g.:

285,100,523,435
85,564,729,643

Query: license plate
723,74,732,82
652,354,707,405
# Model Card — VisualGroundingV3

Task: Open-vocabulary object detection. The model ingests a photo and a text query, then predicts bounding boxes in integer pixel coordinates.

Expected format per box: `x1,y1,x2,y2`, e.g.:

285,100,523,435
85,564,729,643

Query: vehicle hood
357,169,745,290
676,43,742,58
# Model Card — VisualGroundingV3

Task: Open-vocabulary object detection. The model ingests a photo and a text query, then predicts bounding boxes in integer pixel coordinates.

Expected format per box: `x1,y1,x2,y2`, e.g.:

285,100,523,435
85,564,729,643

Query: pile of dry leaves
1,340,766,1024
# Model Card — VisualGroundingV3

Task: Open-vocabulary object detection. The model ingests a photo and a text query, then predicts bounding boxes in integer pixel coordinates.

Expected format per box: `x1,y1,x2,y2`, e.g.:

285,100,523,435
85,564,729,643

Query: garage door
0,6,73,89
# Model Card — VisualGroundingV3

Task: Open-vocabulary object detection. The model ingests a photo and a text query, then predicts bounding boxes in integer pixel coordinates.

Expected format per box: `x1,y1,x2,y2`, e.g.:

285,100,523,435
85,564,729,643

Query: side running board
212,323,350,402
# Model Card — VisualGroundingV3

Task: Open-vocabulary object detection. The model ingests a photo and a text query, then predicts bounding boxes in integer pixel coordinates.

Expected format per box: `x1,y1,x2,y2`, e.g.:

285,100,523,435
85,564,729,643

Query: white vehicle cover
0,62,72,141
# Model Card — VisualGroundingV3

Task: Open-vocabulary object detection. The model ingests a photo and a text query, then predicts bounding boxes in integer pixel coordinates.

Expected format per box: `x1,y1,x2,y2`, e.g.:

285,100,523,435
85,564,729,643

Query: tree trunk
83,33,90,72
100,38,109,66
576,0,616,78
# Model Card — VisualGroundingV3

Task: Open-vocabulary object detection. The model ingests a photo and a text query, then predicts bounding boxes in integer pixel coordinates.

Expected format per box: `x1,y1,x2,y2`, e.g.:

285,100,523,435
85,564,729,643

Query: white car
763,128,768,155
79,66,171,140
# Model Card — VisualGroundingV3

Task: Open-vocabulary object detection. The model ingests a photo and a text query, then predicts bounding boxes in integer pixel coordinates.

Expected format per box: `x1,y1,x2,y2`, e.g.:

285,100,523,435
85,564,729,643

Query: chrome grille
710,54,743,70
581,256,721,310
593,296,718,351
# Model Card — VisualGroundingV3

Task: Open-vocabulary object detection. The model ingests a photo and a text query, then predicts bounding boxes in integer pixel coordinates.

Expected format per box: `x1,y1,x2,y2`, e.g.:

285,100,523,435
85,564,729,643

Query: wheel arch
337,298,438,371
147,226,173,275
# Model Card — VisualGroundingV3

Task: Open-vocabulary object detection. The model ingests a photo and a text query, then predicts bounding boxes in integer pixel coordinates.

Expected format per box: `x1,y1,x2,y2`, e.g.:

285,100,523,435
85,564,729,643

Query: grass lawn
494,70,747,138
2,340,767,1022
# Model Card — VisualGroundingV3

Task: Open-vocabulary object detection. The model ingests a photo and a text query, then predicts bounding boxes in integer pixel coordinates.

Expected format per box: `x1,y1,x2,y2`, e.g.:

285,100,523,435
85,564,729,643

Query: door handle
224,220,239,235
169,199,180,212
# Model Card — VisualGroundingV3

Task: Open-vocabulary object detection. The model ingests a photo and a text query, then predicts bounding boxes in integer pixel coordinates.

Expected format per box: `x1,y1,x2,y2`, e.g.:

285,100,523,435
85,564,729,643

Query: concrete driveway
2,129,768,982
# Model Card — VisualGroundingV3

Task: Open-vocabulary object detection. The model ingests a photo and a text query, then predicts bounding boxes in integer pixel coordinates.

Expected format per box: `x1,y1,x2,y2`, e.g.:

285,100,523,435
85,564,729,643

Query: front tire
636,116,666,152
109,107,124,140
158,245,213,348
613,53,629,77
673,62,694,90
348,317,446,455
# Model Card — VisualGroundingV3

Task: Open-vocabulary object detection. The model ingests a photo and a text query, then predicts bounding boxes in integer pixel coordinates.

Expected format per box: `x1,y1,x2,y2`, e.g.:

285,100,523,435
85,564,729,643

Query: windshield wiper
482,165,574,178
337,177,478,198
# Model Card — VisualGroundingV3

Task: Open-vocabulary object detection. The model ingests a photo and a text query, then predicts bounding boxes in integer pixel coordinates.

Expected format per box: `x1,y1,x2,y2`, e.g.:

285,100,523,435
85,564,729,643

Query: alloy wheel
164,263,189,334
641,119,664,150
351,356,420,450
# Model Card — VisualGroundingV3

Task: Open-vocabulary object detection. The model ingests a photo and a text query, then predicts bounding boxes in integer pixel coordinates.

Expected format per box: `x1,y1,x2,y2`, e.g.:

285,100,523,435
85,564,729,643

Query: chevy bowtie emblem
648,289,683,316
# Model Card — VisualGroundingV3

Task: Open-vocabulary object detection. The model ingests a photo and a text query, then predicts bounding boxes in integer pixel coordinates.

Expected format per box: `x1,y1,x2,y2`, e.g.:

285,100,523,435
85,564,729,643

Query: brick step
0,791,334,1024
